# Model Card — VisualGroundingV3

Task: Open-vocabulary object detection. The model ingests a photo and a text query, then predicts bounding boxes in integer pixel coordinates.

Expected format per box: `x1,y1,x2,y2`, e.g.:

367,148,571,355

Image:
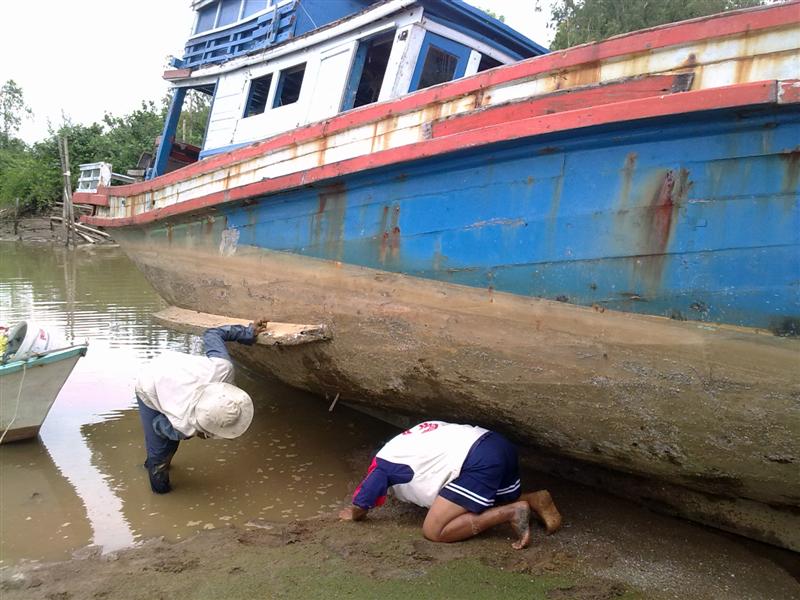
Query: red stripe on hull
85,81,785,228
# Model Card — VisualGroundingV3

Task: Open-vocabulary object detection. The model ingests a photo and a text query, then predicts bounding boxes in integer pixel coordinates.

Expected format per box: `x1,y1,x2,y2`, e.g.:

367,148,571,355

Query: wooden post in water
57,136,75,247
64,137,76,246
13,197,19,236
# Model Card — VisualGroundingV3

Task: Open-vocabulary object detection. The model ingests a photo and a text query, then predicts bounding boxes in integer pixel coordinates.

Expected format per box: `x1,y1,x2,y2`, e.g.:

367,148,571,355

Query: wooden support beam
50,217,109,243
152,306,331,346
75,222,111,238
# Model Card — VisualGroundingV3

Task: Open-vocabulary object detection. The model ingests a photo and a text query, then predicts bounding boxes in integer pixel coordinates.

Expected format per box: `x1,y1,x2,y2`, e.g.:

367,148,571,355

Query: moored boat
79,1,799,548
1,323,88,443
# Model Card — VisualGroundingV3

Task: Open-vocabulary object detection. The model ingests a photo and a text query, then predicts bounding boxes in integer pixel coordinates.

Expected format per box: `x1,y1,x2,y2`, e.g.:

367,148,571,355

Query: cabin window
195,4,218,33
244,74,273,117
273,63,306,107
409,32,471,92
217,0,242,27
418,47,458,89
243,0,270,18
194,0,276,34
478,54,502,72
341,31,395,111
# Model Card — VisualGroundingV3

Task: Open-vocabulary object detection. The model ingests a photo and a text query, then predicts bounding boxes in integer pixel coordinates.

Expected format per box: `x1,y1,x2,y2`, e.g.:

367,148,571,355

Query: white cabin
150,0,546,177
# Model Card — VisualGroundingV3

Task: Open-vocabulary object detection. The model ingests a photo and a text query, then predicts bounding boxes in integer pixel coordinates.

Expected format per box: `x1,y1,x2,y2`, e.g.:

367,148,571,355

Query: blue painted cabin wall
153,106,799,332
295,0,376,37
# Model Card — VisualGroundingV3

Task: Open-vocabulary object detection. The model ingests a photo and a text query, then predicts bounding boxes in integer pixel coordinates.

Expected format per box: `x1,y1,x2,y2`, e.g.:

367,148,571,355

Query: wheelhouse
151,0,546,178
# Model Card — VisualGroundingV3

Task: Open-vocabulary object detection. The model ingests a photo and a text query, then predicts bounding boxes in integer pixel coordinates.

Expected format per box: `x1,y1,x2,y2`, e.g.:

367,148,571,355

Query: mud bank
2,456,797,600
0,216,113,245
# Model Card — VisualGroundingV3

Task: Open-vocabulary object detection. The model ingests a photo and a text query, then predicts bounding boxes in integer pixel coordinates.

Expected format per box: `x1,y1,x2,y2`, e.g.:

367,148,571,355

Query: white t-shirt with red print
355,421,488,508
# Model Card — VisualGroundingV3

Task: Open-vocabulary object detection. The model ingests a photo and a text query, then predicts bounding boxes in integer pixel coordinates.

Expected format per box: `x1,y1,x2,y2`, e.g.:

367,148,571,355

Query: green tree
0,80,213,213
0,138,61,212
0,80,32,147
545,0,765,50
101,100,166,170
1,102,166,212
177,89,212,148
480,7,507,22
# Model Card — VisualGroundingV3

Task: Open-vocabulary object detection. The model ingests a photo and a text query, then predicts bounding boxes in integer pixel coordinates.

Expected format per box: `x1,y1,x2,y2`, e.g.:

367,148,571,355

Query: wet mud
2,459,798,600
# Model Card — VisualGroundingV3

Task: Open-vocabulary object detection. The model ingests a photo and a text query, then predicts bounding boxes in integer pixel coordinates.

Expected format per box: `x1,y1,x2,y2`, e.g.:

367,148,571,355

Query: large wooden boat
79,0,800,549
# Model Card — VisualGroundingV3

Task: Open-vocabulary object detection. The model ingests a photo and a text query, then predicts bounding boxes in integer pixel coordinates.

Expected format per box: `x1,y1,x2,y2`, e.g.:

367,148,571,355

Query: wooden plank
152,306,331,346
73,192,109,206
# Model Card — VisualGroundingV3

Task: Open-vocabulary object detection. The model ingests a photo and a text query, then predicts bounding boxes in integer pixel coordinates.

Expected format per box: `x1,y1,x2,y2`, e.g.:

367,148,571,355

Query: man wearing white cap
135,321,267,493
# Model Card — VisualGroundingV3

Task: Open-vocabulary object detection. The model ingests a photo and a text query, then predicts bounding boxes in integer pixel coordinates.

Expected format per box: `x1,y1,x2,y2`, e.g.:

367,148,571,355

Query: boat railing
178,1,297,70
0,344,89,370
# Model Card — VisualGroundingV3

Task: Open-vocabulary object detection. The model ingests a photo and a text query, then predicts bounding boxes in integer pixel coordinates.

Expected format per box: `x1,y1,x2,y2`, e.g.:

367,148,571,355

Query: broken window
244,74,273,117
418,46,458,89
342,31,395,111
478,54,502,72
273,63,306,107
410,33,471,92
178,86,215,149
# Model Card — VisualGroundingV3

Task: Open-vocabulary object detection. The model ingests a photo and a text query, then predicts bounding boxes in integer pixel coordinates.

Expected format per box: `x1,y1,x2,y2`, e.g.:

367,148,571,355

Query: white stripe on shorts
444,482,494,507
496,479,521,495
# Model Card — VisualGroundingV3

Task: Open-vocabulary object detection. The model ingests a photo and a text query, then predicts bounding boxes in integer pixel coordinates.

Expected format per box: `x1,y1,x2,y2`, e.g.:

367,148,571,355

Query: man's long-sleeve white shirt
135,351,234,438
135,324,256,438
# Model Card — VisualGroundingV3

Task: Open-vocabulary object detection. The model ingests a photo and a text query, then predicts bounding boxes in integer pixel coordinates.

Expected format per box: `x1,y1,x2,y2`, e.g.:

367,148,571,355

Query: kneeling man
340,421,562,549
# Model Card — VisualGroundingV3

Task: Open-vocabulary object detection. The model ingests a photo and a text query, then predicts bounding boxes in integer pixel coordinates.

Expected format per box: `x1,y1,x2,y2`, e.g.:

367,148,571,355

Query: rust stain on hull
636,168,690,289
310,182,347,260
377,204,401,264
781,148,800,195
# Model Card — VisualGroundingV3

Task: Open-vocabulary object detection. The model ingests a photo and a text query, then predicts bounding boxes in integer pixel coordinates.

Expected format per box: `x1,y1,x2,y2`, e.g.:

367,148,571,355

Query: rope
0,361,27,444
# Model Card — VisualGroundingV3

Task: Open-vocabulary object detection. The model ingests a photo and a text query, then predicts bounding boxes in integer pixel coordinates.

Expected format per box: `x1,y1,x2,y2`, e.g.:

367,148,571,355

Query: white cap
194,382,253,439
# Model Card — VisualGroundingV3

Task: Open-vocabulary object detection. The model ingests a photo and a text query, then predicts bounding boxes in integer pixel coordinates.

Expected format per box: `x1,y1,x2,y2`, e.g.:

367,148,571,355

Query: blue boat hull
206,105,799,332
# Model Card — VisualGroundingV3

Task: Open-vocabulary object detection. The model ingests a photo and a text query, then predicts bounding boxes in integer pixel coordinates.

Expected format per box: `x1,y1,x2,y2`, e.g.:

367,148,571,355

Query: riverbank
0,214,113,245
2,455,797,600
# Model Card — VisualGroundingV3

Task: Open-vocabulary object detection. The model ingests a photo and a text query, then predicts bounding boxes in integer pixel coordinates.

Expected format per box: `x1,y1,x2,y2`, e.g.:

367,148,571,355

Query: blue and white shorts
439,431,521,513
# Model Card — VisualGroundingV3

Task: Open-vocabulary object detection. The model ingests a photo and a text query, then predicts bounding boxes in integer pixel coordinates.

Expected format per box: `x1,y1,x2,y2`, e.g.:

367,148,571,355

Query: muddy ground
0,215,113,245
2,448,798,600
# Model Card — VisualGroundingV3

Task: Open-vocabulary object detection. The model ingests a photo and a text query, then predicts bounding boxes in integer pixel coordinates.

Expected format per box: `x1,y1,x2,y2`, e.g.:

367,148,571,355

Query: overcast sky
1,1,554,144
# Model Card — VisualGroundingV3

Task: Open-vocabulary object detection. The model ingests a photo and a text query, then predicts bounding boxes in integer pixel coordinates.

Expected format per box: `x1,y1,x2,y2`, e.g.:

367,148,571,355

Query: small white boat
0,323,88,444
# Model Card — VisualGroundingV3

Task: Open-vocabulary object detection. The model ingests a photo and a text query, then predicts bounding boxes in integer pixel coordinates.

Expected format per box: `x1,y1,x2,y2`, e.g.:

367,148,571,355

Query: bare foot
509,501,532,550
522,490,562,535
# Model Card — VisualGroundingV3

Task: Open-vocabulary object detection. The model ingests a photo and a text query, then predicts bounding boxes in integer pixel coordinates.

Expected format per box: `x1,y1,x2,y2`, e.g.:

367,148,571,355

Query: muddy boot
145,458,172,494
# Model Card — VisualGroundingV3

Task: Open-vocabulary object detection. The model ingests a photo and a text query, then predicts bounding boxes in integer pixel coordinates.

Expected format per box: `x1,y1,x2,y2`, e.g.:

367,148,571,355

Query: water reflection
1,442,93,561
0,242,394,564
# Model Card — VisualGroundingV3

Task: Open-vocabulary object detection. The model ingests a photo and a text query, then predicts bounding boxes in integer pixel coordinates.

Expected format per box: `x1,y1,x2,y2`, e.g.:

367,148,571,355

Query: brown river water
0,242,395,565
